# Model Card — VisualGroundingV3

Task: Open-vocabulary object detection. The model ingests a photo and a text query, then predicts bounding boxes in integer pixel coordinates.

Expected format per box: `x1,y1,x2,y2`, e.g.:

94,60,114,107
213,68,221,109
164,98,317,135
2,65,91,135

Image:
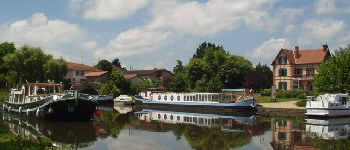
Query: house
65,62,102,83
85,71,109,84
271,45,331,90
123,69,173,89
124,74,144,84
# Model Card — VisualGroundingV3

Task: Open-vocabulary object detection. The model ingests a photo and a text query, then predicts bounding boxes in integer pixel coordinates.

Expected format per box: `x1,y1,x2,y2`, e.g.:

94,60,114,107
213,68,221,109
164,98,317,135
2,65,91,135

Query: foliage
96,59,113,72
77,83,99,95
112,58,121,67
172,60,185,74
0,42,16,88
295,99,306,107
170,71,188,92
109,71,130,94
3,45,69,87
207,76,223,92
315,46,350,93
99,81,120,97
244,63,273,91
260,89,271,96
0,88,7,102
43,58,68,83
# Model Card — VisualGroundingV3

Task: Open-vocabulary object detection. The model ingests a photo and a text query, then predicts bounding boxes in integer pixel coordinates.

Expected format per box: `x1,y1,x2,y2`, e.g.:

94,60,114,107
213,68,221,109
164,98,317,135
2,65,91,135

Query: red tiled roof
67,62,102,72
84,71,108,77
272,47,330,65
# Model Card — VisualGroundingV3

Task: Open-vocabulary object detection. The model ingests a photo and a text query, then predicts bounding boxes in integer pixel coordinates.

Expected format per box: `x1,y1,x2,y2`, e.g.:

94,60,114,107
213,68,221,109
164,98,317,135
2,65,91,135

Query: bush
296,99,306,107
260,89,271,96
297,93,306,99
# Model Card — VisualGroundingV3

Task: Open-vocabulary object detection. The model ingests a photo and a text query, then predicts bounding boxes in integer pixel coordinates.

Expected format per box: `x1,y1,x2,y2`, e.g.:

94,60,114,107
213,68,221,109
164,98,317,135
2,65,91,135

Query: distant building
124,74,144,84
271,45,331,91
123,69,173,89
65,62,102,83
85,71,109,84
112,65,127,72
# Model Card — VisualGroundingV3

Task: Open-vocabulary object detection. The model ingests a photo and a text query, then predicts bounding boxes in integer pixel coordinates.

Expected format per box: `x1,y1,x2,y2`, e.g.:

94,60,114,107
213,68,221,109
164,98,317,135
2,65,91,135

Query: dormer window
278,56,288,64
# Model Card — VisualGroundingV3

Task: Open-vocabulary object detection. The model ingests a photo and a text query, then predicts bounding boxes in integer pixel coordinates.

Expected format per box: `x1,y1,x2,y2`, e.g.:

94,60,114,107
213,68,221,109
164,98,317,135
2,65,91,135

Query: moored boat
96,95,114,105
306,93,349,117
114,95,133,105
3,83,98,121
135,89,257,112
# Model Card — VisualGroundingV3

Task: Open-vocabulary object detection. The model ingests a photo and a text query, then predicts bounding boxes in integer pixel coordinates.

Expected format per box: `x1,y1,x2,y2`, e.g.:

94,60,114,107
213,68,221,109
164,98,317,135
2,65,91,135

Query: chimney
294,46,299,59
323,44,328,51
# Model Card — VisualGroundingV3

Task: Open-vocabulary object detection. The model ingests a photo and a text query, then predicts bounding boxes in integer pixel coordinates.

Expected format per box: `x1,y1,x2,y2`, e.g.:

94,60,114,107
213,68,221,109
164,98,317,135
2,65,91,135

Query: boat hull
306,108,350,118
3,94,97,121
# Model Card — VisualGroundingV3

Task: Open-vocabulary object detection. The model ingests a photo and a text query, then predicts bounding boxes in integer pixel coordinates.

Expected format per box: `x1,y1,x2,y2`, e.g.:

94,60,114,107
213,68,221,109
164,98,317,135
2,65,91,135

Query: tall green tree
44,58,68,82
170,71,188,92
186,58,207,88
315,46,350,93
244,63,273,91
112,58,121,67
0,42,16,87
173,60,185,74
109,71,130,94
96,59,113,72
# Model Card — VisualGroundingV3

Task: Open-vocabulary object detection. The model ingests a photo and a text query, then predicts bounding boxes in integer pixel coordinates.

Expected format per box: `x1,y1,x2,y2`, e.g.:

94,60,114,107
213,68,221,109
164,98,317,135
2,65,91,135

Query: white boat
306,117,350,140
114,95,133,105
306,93,349,117
135,89,257,112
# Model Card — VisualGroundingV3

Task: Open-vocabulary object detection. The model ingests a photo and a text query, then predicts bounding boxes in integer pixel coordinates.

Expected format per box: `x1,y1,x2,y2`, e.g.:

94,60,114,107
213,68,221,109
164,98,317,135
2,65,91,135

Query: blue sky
1,0,349,70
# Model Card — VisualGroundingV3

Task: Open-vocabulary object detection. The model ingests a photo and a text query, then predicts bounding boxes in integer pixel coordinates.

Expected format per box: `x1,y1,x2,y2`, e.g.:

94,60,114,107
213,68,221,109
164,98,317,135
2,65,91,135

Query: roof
124,69,173,75
67,62,102,72
84,71,108,77
272,47,330,65
124,73,143,80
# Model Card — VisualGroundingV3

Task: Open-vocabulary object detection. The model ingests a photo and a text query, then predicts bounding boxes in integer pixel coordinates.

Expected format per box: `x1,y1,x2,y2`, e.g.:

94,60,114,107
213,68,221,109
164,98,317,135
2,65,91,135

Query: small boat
306,93,349,117
134,89,257,112
3,83,98,121
114,95,133,105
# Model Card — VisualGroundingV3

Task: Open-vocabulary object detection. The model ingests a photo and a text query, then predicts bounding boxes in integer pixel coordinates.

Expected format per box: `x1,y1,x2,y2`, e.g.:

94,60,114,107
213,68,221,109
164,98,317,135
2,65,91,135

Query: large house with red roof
271,45,331,91
65,62,103,83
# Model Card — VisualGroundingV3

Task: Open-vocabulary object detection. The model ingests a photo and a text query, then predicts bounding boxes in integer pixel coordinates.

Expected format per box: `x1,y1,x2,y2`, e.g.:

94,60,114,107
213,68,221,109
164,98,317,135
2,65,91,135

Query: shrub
297,93,307,99
296,99,306,107
260,89,271,96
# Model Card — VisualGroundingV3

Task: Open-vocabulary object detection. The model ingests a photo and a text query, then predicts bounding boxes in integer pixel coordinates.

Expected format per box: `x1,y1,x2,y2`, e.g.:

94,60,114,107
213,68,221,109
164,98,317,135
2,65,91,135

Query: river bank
258,101,306,116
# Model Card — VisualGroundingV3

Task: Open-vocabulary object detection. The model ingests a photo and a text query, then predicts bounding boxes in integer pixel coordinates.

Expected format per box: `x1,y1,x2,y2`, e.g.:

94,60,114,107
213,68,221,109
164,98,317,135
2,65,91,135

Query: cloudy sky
0,0,349,70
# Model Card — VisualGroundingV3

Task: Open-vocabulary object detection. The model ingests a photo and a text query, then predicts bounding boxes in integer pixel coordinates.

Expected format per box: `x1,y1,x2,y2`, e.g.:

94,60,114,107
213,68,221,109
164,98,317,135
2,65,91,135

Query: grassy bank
256,96,300,103
0,125,53,150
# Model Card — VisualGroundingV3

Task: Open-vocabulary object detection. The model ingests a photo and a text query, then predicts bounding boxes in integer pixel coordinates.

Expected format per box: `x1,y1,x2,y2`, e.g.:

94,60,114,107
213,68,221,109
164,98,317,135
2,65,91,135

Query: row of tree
170,42,273,92
0,42,68,88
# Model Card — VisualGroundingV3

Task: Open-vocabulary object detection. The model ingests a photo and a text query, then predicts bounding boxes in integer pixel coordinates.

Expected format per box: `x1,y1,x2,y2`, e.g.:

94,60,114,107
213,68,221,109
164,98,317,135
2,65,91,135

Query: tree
112,58,121,67
44,58,68,82
207,76,223,92
99,81,120,97
109,71,130,94
315,46,350,93
173,60,185,74
3,45,52,85
186,58,207,88
193,42,221,58
244,63,273,91
170,71,188,92
0,42,16,87
96,59,113,72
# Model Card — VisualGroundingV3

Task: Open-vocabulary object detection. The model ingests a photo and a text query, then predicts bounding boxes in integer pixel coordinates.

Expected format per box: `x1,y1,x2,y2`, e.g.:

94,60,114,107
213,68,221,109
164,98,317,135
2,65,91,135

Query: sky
0,0,349,70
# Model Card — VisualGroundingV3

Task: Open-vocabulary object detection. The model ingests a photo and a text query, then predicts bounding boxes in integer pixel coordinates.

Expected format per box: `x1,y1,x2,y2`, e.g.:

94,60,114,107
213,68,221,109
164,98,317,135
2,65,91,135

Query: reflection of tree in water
312,136,350,150
170,124,251,150
97,111,139,139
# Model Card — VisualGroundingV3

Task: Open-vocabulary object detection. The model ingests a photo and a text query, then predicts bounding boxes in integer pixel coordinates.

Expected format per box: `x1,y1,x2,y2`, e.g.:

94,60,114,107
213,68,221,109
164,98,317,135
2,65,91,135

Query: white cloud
94,27,172,59
315,0,350,14
251,38,290,65
284,24,297,35
70,0,149,20
298,19,346,46
0,13,86,51
82,41,98,50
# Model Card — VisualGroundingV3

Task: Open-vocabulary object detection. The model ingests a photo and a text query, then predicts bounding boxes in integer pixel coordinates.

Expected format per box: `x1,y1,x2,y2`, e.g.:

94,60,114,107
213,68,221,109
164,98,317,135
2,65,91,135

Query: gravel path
260,101,305,109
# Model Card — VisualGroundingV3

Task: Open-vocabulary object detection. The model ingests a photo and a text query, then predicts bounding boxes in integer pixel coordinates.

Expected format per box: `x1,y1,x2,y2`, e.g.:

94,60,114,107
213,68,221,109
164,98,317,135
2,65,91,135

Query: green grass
0,89,6,102
256,96,300,103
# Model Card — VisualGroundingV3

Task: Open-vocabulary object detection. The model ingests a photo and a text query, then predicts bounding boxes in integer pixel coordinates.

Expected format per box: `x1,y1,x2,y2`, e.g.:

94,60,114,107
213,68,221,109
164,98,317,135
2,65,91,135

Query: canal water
1,105,349,150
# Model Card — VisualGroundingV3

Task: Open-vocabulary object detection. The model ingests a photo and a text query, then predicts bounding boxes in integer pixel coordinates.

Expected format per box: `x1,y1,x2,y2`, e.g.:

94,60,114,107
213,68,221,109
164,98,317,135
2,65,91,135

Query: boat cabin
8,83,64,104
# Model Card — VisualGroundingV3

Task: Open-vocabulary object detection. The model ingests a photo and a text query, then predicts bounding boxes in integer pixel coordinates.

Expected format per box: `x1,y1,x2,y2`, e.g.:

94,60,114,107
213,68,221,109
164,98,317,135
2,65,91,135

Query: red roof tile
272,47,330,65
84,71,108,77
67,62,102,72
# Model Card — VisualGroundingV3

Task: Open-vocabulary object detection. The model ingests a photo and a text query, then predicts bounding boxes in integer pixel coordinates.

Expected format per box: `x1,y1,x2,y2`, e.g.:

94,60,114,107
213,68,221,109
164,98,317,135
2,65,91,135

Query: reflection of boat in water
135,108,256,132
113,104,133,114
2,112,98,148
306,117,350,140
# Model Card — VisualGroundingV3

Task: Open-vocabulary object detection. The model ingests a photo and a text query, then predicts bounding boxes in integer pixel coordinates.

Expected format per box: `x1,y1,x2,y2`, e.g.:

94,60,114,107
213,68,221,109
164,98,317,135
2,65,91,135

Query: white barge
135,89,257,112
306,93,349,117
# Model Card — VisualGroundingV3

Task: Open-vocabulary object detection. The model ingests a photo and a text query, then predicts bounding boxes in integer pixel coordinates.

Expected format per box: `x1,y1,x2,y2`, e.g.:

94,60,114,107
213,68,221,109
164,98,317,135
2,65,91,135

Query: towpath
259,101,305,109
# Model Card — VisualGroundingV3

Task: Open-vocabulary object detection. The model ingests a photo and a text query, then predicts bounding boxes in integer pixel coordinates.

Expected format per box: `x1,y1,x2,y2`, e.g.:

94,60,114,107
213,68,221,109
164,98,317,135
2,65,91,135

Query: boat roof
25,83,63,86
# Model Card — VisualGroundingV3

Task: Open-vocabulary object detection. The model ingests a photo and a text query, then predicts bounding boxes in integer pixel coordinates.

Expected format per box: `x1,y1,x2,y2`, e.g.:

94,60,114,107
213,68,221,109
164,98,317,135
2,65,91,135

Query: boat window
170,115,173,120
158,95,161,100
164,114,167,120
177,116,180,121
205,95,207,101
193,96,196,101
170,95,174,101
164,95,167,101
158,114,161,119
199,95,202,101
189,96,192,101
177,95,180,101
341,97,347,105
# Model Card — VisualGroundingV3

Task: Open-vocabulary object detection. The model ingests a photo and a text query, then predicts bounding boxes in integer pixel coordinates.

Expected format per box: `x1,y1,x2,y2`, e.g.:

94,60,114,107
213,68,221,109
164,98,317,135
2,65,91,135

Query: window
177,96,180,101
164,114,167,120
170,115,173,120
177,116,180,121
158,95,161,100
278,56,288,64
294,68,302,77
278,82,287,90
279,68,288,76
158,114,161,119
293,80,299,90
76,70,80,76
80,70,84,76
278,120,287,126
341,97,348,106
170,95,174,101
306,68,315,76
164,95,167,101
278,132,287,140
